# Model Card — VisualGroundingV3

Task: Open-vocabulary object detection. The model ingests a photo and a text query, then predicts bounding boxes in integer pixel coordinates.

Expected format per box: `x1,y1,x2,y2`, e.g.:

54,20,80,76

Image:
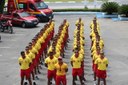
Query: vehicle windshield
18,12,31,17
35,1,48,9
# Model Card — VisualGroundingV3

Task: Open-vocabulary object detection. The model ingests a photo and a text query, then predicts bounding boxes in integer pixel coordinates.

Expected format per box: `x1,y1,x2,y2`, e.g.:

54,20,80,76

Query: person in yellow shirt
55,57,68,85
92,47,100,83
18,51,32,85
75,18,84,26
45,52,58,85
95,52,108,85
25,46,35,81
70,50,84,85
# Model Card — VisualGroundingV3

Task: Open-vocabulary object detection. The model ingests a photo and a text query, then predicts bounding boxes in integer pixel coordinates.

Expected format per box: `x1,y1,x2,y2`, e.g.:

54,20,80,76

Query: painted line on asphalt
46,1,78,3
46,2,50,3
53,12,98,15
14,34,24,35
0,47,10,48
56,1,63,3
4,40,17,41
68,1,76,3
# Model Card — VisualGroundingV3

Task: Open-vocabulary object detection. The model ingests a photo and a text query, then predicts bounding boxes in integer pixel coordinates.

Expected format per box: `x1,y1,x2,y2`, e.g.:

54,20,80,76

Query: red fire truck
7,0,53,22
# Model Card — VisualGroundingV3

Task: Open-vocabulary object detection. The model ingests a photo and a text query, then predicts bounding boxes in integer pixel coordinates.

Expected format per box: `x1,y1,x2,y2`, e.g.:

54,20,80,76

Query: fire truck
7,0,53,21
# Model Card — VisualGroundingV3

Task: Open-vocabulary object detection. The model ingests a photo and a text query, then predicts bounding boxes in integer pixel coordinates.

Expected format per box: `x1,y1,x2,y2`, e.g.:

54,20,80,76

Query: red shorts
96,70,107,79
30,63,34,72
34,58,37,67
93,64,97,73
72,68,82,77
47,70,56,79
56,75,66,85
20,69,30,79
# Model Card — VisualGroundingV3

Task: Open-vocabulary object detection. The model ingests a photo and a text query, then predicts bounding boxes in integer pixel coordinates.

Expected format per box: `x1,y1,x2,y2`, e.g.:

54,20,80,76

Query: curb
53,12,99,15
46,1,80,3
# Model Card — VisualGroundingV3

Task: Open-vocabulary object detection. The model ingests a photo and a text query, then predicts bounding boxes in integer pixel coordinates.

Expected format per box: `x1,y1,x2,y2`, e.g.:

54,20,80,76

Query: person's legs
27,78,32,85
62,75,67,85
31,71,35,80
26,69,32,85
94,72,96,81
72,69,77,85
79,76,84,85
20,70,25,85
97,78,100,85
56,76,61,85
103,78,106,85
81,67,86,81
78,68,84,85
47,70,54,85
48,78,52,85
21,76,24,85
72,76,76,85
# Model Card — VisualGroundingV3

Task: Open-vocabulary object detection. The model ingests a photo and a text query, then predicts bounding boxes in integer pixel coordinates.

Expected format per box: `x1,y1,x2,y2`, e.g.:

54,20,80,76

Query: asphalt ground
0,14,128,85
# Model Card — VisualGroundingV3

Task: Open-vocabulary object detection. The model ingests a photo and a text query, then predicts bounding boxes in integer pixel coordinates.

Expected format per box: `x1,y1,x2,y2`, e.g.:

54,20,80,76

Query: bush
101,2,119,14
118,4,128,17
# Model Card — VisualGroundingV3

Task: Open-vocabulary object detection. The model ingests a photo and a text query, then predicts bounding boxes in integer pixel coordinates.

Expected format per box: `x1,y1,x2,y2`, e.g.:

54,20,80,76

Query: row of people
90,17,108,85
70,18,86,85
44,19,69,85
18,20,54,85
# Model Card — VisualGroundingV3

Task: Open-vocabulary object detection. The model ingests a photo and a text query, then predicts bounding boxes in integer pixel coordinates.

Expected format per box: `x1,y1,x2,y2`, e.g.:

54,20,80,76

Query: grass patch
53,8,101,12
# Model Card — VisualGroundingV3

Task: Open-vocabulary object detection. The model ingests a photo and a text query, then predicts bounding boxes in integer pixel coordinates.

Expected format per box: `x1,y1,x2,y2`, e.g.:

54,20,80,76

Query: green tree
0,0,6,14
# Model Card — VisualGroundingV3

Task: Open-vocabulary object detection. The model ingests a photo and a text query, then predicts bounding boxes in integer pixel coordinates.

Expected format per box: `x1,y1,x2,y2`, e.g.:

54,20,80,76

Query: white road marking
0,47,10,48
45,2,50,3
68,1,76,3
3,40,17,41
55,1,62,3
14,34,24,36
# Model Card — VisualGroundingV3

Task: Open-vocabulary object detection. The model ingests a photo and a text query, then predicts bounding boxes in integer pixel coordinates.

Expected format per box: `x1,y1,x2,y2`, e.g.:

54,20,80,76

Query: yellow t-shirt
93,53,100,63
99,39,104,49
54,52,61,58
40,36,45,43
96,57,108,70
47,46,53,54
35,42,41,51
70,54,82,68
75,20,84,26
25,52,32,63
45,57,58,70
55,63,68,76
18,57,31,70
31,46,38,55
91,45,97,52
90,31,96,38
29,50,35,59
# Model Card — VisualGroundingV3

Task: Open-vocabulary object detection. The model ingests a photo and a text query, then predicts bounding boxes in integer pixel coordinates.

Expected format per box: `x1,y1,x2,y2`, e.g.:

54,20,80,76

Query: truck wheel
22,22,26,28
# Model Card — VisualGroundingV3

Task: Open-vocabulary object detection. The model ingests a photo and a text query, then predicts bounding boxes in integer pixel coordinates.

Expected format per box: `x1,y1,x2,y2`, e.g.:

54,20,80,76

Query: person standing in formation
18,51,32,85
55,57,68,85
70,49,84,85
95,52,108,85
45,52,58,85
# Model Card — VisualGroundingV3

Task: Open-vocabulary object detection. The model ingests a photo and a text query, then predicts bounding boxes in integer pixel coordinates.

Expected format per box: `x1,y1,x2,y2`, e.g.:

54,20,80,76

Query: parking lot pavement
0,14,128,85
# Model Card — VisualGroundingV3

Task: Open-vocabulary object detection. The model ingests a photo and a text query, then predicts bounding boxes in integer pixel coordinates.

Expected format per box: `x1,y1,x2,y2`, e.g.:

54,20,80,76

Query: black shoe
24,82,27,85
35,76,39,80
33,82,36,85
